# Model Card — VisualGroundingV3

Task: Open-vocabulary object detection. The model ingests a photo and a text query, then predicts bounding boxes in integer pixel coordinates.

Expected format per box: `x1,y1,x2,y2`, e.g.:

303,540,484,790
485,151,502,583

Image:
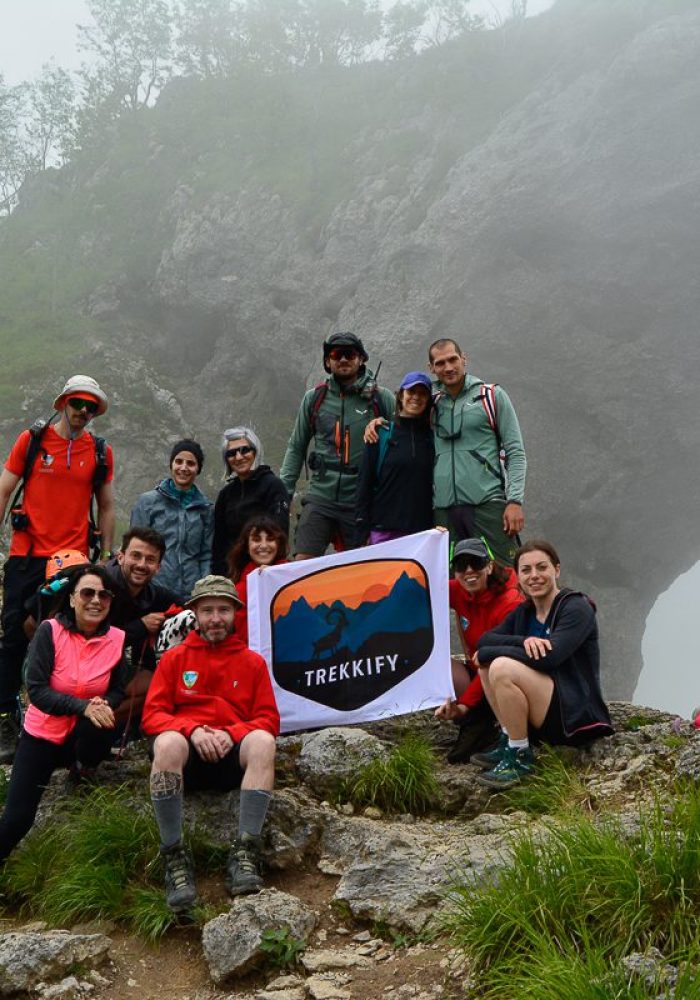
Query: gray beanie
221,426,264,477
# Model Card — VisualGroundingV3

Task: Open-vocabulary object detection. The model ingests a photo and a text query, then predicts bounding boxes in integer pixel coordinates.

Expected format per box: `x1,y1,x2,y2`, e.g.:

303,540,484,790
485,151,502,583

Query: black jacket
212,465,290,574
477,589,613,742
354,417,434,544
104,559,178,673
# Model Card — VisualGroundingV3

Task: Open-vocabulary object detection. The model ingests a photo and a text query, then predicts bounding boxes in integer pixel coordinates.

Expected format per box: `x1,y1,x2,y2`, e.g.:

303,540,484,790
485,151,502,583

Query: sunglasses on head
328,347,359,361
68,397,99,414
77,586,113,602
226,445,255,459
453,556,489,572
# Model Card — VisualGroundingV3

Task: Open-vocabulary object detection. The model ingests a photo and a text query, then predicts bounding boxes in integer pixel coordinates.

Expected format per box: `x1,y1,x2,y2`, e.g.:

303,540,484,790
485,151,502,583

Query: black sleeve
212,488,229,575
478,598,595,676
26,622,90,717
353,442,378,546
104,651,129,710
267,475,290,537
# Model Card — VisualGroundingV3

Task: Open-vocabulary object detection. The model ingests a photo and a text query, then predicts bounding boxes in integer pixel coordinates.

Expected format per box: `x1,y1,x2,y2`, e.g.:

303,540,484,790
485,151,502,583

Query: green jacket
280,369,395,507
432,374,526,508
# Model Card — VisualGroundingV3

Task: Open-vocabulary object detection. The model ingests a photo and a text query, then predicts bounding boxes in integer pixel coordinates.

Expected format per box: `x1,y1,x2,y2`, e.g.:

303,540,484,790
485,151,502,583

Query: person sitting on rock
434,538,524,764
141,575,280,913
472,540,613,789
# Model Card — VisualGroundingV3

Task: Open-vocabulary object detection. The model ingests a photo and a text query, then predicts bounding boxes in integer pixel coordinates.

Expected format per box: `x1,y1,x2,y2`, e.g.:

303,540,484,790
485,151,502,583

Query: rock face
0,930,111,994
2,2,700,698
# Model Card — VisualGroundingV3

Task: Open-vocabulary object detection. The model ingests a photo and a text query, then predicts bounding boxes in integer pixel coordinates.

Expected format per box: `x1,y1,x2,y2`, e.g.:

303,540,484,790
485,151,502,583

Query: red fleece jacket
449,571,524,708
142,630,280,743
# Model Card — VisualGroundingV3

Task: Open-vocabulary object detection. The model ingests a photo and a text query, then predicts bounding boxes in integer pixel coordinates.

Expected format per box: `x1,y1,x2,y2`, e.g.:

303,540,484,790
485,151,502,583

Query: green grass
259,926,307,969
443,782,700,996
0,786,224,941
338,733,440,815
503,745,595,817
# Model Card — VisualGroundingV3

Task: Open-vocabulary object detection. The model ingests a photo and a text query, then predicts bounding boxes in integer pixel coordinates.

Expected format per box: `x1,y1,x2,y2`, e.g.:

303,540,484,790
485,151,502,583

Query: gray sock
150,770,183,849
238,789,271,839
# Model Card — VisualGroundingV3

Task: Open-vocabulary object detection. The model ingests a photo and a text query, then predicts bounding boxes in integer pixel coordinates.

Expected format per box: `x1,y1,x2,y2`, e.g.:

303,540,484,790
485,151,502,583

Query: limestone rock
296,728,388,798
202,889,317,985
300,948,372,972
0,930,111,994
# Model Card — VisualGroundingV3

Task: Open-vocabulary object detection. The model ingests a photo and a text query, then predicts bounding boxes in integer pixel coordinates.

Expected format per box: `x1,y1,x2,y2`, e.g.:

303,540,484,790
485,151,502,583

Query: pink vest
24,619,125,744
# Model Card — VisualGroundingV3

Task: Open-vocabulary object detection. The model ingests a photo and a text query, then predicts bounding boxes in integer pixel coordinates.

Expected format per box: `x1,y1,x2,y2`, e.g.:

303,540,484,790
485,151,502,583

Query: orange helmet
45,550,89,581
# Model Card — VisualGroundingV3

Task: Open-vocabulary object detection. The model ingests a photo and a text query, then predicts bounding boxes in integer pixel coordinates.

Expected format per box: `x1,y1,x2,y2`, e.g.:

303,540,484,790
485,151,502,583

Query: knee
241,729,276,764
152,731,189,771
489,657,520,687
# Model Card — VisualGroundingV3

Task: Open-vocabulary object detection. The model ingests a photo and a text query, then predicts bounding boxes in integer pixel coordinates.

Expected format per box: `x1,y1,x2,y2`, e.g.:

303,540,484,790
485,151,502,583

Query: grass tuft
0,785,221,939
503,745,595,817
338,734,440,815
443,781,700,994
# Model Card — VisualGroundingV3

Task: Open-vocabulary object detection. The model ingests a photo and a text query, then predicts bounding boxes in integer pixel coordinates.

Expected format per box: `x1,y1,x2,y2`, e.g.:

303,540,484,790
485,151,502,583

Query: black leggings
0,720,114,862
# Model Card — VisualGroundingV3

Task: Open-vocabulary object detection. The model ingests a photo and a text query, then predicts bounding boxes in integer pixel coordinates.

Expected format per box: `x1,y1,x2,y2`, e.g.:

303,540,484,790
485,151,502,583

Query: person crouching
141,575,279,914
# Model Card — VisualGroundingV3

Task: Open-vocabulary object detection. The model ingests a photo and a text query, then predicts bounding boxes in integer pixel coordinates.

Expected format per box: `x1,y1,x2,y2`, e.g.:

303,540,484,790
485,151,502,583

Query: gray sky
0,0,556,85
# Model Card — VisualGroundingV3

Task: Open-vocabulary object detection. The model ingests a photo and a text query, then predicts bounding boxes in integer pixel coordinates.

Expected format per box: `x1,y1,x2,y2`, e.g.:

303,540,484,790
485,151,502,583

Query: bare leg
483,657,554,741
451,658,471,699
239,730,276,791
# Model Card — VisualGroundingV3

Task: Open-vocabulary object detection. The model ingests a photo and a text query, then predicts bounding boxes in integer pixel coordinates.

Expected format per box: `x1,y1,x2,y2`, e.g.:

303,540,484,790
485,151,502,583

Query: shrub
503,745,595,817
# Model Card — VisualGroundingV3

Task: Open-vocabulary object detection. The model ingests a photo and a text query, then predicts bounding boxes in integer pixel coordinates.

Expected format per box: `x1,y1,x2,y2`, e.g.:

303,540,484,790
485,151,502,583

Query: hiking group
0,336,613,913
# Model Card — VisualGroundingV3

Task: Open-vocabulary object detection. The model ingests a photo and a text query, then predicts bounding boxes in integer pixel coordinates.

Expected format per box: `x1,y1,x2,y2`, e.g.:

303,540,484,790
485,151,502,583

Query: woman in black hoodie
471,539,613,789
211,426,290,575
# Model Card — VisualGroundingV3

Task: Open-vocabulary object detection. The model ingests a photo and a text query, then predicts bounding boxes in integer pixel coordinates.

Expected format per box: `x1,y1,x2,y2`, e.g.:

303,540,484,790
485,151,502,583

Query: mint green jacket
432,374,526,508
280,369,394,507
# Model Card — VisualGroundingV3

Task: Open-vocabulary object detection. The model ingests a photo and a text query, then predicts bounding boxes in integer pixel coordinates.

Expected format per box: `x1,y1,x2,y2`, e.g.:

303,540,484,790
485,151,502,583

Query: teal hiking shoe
475,746,536,790
470,732,508,769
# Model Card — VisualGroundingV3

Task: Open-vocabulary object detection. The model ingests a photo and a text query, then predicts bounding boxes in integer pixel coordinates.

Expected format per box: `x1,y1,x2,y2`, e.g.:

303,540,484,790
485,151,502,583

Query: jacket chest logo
182,671,198,688
232,680,238,688
41,454,55,467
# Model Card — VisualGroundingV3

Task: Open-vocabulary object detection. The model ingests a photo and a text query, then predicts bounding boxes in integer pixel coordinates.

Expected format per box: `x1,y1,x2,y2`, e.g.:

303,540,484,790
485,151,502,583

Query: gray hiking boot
226,832,263,897
0,713,19,765
161,843,197,913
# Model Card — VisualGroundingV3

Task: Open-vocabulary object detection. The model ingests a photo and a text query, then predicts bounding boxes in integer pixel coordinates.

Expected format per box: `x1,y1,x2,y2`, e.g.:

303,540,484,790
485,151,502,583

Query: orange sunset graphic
273,559,426,617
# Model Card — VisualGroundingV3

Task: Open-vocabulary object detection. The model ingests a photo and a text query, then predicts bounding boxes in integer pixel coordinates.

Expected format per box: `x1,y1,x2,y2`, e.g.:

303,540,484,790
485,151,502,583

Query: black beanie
169,438,204,473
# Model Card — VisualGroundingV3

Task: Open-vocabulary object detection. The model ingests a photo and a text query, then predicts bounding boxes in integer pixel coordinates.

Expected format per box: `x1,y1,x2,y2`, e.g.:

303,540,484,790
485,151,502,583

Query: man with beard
0,376,114,762
142,575,279,913
280,332,394,558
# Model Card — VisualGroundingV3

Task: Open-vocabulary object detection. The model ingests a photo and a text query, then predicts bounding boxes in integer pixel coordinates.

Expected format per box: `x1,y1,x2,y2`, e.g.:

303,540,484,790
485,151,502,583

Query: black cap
452,538,491,564
169,438,204,473
323,332,368,360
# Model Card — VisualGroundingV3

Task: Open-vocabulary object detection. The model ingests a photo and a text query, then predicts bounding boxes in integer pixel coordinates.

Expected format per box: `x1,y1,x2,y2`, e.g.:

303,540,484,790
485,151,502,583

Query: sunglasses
453,556,489,572
328,347,359,361
77,587,114,603
68,397,99,414
226,445,255,459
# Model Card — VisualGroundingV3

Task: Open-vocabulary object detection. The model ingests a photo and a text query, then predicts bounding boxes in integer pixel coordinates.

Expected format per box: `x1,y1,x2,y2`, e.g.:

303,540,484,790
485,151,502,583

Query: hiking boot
447,717,500,765
475,746,536,790
470,731,509,769
161,843,197,913
226,832,263,898
66,762,99,793
0,713,19,765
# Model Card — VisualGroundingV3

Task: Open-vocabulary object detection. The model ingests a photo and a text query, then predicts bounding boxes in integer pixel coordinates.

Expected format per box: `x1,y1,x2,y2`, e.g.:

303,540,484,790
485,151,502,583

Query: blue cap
399,371,432,392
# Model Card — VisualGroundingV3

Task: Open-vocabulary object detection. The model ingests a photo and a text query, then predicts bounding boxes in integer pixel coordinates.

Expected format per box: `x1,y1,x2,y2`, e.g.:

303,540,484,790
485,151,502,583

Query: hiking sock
508,738,529,751
150,771,183,849
238,789,271,838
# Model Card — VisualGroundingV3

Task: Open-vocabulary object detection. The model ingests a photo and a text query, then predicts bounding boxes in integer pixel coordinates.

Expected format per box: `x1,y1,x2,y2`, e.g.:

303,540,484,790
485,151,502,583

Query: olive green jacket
280,369,394,507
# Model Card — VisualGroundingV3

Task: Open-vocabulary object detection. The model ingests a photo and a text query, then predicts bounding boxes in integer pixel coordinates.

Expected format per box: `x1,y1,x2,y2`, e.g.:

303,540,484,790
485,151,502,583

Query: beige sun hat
53,375,108,416
185,575,243,608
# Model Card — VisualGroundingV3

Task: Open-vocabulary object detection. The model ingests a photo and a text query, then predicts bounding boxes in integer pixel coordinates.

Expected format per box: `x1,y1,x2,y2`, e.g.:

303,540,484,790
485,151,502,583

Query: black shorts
149,736,244,792
530,686,590,748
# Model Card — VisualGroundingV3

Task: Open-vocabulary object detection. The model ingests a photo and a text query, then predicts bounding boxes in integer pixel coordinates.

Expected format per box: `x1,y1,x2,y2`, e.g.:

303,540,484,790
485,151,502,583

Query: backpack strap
308,382,329,436
7,418,50,520
477,383,507,476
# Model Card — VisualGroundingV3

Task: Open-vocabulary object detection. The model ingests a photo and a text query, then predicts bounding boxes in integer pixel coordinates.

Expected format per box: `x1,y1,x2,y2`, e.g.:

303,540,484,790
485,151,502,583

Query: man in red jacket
142,575,279,913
